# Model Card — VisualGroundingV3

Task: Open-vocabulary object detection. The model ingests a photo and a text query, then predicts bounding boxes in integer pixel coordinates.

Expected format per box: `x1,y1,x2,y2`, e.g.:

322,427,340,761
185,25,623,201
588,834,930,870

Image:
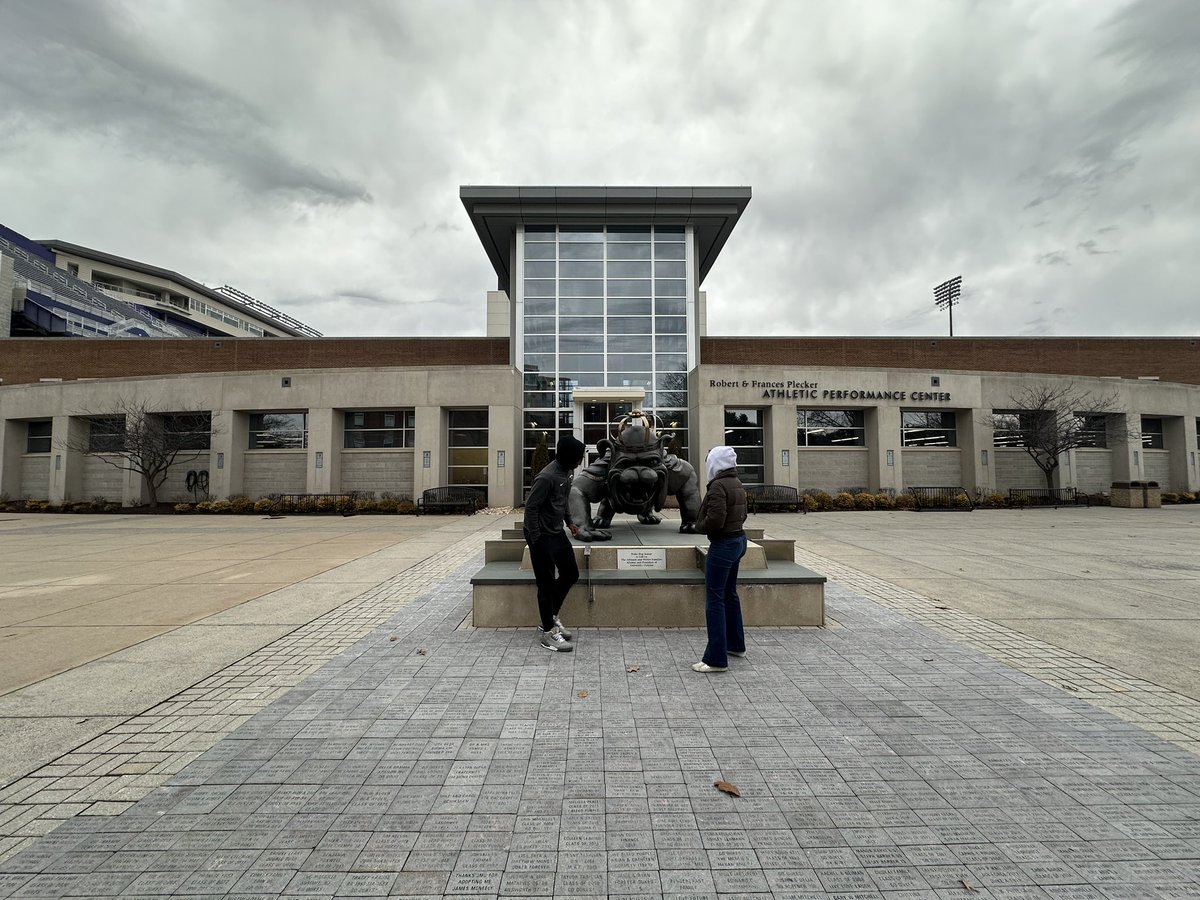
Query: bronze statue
568,411,701,542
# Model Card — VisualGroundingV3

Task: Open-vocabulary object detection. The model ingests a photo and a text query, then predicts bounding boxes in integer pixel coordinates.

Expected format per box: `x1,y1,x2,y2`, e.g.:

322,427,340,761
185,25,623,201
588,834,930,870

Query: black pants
526,530,579,632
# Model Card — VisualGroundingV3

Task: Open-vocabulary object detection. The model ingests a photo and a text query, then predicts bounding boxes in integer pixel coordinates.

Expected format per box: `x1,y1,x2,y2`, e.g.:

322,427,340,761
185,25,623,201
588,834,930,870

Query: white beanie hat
705,445,738,482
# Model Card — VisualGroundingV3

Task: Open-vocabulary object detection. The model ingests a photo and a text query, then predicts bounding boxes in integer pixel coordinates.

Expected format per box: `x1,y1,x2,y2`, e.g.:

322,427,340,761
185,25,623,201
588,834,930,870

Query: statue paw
678,522,697,534
577,529,613,543
638,514,662,525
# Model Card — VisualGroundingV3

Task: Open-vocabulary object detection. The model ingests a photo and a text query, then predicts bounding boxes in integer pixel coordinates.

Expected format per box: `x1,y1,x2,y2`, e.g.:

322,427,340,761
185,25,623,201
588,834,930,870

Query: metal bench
417,486,481,515
746,484,805,513
1008,487,1090,509
909,486,974,511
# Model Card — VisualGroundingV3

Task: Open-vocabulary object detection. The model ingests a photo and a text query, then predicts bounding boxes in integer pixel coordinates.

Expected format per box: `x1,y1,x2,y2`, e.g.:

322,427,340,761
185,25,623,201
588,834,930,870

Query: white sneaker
691,662,727,673
539,630,574,652
552,616,573,641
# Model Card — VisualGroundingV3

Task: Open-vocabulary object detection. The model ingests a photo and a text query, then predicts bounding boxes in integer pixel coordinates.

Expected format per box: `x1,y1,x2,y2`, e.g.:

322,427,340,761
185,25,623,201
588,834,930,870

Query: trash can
1143,481,1161,509
1110,481,1143,509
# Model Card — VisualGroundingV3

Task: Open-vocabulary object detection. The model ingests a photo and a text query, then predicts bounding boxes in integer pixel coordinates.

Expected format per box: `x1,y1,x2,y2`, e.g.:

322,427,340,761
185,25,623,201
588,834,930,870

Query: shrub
396,500,417,515
230,497,256,514
254,498,274,513
196,501,214,513
953,493,974,509
376,498,401,514
894,493,917,510
24,499,50,512
355,498,377,513
174,503,194,514
209,499,232,513
812,490,835,511
873,492,894,510
979,491,1006,508
274,498,296,513
833,491,855,511
853,492,876,511
1181,492,1197,503
802,495,819,513
1162,492,1180,504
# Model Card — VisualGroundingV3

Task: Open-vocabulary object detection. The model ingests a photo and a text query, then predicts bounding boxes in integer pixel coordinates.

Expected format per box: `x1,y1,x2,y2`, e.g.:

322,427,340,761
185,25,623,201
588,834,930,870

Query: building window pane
344,409,414,449
560,279,604,297
654,279,686,297
724,408,764,485
524,279,557,297
901,410,956,447
559,227,604,242
560,260,603,277
560,242,604,260
524,298,555,316
26,420,52,454
559,317,604,334
606,242,651,260
654,242,686,259
655,316,687,333
608,279,652,297
1075,414,1108,449
249,412,308,449
88,416,126,453
524,260,555,278
163,413,212,451
798,409,865,447
608,297,652,315
607,260,651,278
524,242,555,260
655,297,686,315
654,260,686,278
447,409,488,504
525,316,556,334
608,316,651,334
1141,417,1164,449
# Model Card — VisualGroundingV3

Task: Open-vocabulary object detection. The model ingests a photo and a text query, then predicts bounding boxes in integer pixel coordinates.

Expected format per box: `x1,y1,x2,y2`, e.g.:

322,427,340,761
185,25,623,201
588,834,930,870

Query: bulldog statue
568,411,701,542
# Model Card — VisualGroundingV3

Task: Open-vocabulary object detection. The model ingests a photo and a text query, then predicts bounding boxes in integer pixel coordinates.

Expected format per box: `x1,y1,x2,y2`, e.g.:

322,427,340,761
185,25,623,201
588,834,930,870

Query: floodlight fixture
934,275,962,336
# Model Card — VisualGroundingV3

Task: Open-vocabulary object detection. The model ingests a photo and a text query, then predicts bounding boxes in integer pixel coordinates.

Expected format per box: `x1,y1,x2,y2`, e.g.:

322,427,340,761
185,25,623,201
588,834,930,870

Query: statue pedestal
471,517,825,628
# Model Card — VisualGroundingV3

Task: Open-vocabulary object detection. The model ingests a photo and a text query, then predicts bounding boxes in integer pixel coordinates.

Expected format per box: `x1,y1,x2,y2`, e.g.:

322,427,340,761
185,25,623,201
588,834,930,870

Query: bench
746,484,805,514
417,486,481,515
1008,487,1090,509
268,492,361,515
909,486,974,511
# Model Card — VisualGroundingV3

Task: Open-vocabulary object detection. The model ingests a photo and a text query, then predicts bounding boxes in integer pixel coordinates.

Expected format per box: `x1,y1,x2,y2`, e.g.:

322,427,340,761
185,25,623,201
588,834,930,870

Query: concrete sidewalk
1,508,1199,897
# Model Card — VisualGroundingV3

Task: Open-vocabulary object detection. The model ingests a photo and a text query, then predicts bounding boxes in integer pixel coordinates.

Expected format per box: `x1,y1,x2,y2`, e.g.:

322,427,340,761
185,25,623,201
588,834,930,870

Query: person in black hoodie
692,445,748,672
523,435,586,652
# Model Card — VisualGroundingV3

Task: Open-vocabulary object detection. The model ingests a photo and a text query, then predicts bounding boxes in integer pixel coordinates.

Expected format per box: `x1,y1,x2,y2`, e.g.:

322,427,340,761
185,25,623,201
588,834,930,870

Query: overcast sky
1,0,1196,339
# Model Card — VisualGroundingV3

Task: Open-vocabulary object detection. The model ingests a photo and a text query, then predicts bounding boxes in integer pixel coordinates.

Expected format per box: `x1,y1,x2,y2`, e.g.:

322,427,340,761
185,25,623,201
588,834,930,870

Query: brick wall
0,338,511,385
701,337,1200,385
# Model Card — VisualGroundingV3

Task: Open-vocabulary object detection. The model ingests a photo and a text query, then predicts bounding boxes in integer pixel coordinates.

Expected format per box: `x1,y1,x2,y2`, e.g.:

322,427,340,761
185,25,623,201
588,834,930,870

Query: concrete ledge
471,560,825,627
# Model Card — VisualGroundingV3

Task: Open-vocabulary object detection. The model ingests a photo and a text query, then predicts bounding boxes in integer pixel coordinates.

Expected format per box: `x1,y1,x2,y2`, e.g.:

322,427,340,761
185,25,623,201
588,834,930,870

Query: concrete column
0,418,24,500
208,410,246,500
414,405,442,495
765,404,792,487
1108,413,1138,483
50,415,88,504
1185,416,1199,493
306,407,339,493
1163,416,1190,492
957,408,994,495
867,407,902,494
488,404,519,508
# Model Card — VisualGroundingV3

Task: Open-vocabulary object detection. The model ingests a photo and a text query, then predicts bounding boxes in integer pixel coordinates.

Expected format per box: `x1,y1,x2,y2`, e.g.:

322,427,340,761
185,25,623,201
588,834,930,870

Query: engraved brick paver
1,523,1200,896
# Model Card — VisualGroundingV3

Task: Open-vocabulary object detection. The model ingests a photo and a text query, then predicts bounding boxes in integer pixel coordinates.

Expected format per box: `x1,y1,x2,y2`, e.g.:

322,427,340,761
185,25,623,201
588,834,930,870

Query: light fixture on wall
422,451,431,469
217,452,225,470
886,449,895,467
781,449,789,467
497,450,506,468
315,451,324,469
980,449,988,466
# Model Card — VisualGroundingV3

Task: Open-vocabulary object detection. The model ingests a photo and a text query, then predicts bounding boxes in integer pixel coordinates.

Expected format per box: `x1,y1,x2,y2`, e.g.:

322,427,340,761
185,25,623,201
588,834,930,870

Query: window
67,262,79,277
88,416,126,453
798,409,865,447
26,421,52,454
1075,414,1108,449
1141,417,1164,449
447,408,488,504
902,411,957,447
344,409,415,449
162,413,212,451
248,412,307,449
991,410,1040,448
724,408,764,485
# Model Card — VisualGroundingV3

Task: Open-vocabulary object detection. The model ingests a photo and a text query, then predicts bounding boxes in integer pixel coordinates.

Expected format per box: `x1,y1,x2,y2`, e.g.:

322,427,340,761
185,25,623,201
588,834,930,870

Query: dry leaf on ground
578,690,589,699
713,780,741,797
416,649,427,656
389,636,398,642
959,878,978,892
626,666,640,673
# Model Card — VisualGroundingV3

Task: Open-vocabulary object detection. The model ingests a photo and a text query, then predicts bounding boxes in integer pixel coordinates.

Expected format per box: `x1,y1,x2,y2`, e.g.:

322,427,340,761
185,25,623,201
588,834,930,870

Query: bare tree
983,383,1126,491
56,399,218,508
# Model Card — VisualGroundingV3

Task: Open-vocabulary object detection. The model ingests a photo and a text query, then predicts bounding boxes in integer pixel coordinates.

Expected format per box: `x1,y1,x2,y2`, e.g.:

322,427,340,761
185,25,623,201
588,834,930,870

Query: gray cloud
0,0,1196,339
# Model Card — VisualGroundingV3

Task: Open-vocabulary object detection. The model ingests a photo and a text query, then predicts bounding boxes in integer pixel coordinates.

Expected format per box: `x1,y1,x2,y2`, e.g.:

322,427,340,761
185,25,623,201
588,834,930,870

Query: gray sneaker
539,629,574,652
552,616,573,641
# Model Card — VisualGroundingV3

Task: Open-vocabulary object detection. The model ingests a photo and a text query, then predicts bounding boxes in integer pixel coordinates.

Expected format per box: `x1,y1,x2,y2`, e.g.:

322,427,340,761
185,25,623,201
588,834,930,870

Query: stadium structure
1,186,1198,508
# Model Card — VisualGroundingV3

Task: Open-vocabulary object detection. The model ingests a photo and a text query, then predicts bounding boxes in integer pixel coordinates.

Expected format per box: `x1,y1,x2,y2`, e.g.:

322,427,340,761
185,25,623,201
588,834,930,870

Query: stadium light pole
933,275,962,337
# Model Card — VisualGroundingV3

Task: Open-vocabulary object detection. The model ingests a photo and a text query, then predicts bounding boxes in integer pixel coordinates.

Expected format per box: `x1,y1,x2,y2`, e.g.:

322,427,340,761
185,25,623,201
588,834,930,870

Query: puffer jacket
697,469,747,540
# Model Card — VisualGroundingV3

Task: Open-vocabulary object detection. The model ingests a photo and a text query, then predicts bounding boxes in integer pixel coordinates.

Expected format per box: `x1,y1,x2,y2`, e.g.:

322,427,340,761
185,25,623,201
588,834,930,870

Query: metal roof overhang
460,186,751,294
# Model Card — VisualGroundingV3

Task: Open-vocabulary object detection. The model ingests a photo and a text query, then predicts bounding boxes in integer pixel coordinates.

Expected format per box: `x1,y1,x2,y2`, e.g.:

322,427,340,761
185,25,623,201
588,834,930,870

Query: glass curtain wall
520,225,690,494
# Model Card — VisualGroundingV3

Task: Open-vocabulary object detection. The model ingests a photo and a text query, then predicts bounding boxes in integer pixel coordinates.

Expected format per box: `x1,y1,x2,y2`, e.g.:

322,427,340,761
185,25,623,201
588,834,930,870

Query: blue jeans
703,534,747,667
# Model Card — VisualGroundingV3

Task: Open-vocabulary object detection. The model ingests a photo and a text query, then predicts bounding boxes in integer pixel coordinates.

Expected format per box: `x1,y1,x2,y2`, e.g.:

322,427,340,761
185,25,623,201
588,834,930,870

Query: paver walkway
2,524,1198,898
